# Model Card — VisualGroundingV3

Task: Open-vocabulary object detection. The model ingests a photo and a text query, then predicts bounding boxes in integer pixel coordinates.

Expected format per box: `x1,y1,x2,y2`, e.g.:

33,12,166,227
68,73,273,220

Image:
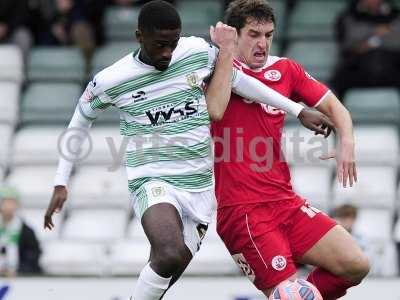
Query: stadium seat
333,166,397,209
291,166,332,210
186,239,238,275
108,240,150,275
27,47,85,82
284,41,337,83
0,45,23,83
269,0,286,40
0,81,19,125
344,88,400,124
288,0,347,40
367,241,399,277
126,217,147,242
20,208,62,241
104,7,139,41
62,209,127,243
353,125,399,165
0,166,4,182
6,166,59,208
41,240,107,275
0,124,13,168
353,209,393,242
12,126,65,166
394,217,400,242
177,0,222,38
282,125,335,166
91,42,138,76
69,166,129,209
21,83,81,126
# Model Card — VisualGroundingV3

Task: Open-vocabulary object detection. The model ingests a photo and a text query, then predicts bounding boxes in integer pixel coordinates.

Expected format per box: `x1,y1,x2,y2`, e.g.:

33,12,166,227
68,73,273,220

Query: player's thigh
142,202,185,249
297,225,368,277
133,181,186,249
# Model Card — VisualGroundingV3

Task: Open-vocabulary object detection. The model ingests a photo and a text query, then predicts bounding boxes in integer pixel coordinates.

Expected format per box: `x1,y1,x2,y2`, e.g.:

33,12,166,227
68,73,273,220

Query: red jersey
211,56,329,208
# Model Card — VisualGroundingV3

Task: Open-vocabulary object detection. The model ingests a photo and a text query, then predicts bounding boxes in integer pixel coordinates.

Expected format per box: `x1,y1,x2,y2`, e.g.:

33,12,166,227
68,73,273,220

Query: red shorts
216,196,336,290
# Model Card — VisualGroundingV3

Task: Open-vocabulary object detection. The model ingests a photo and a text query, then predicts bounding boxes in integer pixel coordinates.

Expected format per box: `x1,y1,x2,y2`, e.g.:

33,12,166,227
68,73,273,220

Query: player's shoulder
92,52,142,92
174,36,214,58
179,36,211,49
266,56,298,69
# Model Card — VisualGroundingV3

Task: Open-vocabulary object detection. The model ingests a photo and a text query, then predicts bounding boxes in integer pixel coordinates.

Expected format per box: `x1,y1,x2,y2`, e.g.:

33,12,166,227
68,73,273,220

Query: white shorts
131,180,216,255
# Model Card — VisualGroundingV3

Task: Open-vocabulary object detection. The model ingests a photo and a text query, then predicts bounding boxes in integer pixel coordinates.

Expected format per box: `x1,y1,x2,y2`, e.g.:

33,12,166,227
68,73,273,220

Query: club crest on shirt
83,81,96,101
151,186,166,197
271,255,287,271
186,72,200,87
264,70,281,82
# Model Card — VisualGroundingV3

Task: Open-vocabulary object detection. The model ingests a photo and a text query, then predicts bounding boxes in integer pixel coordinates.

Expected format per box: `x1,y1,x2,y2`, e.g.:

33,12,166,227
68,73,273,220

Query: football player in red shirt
211,1,370,299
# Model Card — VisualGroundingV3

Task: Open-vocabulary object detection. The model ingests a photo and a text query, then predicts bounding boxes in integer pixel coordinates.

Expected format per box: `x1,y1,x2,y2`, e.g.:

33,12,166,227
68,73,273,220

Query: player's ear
136,29,143,43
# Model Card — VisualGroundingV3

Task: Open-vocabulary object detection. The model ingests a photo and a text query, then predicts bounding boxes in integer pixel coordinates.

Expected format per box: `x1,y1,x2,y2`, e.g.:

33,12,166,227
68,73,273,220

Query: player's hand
210,21,237,53
44,185,68,230
320,140,357,188
297,108,335,138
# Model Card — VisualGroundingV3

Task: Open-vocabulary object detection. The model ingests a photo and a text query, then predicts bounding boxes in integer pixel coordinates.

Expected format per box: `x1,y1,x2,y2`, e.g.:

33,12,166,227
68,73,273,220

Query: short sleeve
78,76,113,121
289,60,330,107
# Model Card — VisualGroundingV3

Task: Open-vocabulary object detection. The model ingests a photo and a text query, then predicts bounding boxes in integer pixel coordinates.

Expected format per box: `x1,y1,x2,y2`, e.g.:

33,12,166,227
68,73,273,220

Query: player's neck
234,56,267,73
138,49,153,67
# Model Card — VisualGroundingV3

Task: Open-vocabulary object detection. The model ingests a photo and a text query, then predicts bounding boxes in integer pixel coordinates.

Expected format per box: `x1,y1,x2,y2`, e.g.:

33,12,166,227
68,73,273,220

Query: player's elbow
208,108,224,121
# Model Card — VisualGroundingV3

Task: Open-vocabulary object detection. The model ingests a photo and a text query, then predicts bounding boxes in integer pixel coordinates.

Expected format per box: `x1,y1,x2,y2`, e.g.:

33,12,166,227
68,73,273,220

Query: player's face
236,19,274,70
136,28,181,71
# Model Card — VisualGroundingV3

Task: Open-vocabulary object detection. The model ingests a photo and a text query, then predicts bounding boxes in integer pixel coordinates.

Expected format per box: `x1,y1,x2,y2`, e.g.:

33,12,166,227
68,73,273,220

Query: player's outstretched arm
317,92,356,188
205,22,237,121
44,104,94,230
232,71,335,136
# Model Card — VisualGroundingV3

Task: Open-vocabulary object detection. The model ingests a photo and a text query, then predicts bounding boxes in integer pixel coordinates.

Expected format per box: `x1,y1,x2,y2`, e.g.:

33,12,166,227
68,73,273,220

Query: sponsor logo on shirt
264,70,281,81
146,101,199,126
271,255,287,271
132,90,147,102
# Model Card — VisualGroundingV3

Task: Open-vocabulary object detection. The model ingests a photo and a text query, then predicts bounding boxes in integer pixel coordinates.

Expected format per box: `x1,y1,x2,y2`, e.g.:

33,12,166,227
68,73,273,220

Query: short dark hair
225,0,275,33
138,0,181,33
332,204,358,219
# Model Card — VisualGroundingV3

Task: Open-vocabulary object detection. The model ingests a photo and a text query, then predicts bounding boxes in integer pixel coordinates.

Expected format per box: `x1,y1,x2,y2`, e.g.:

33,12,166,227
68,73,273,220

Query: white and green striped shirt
79,37,219,194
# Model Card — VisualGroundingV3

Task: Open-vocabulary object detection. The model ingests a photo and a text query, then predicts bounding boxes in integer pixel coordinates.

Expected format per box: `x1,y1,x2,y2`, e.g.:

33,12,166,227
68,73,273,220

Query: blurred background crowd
1,0,400,282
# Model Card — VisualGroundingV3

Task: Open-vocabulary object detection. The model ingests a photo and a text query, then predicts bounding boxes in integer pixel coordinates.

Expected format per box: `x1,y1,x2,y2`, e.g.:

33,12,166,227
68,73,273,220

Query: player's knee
152,245,187,273
337,253,370,283
348,254,370,283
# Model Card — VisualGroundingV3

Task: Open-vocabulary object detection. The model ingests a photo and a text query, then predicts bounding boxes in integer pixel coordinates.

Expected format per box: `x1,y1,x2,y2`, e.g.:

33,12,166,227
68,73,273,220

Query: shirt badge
264,69,281,81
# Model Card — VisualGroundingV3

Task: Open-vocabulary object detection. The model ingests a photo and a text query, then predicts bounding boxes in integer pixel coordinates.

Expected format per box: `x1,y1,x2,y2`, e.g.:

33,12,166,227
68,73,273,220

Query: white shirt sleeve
231,69,304,117
54,78,108,186
53,104,94,186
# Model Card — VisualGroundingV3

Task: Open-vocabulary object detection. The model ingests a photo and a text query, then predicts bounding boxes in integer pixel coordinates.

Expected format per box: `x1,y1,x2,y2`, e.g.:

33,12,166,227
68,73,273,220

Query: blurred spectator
331,0,400,98
109,0,175,6
29,0,96,62
332,204,358,233
81,0,108,46
0,0,32,58
0,187,42,276
332,204,368,250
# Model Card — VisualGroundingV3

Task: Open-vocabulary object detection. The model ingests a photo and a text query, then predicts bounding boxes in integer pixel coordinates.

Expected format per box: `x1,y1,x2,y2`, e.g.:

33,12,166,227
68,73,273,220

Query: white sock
132,263,172,300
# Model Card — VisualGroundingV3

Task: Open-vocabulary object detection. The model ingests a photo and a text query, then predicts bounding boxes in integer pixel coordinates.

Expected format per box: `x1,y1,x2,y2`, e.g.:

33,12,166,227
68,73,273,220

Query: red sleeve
288,59,329,107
